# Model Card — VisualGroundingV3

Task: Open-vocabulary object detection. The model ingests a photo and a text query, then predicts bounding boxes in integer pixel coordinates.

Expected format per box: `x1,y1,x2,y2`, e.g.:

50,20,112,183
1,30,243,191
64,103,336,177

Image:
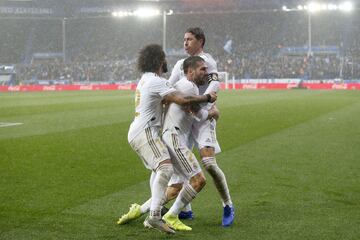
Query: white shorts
162,127,202,184
129,127,170,171
192,119,221,154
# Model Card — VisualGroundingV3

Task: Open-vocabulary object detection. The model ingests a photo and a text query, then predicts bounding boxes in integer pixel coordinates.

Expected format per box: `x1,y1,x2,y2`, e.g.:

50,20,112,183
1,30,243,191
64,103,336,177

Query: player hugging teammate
117,27,234,234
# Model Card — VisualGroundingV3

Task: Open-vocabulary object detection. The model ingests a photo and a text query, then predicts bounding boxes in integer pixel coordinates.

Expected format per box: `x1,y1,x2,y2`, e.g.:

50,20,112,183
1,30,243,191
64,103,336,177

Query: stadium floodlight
327,4,338,10
321,3,329,10
112,10,134,17
339,1,353,12
304,1,353,13
134,7,160,18
112,7,161,18
308,2,322,12
282,5,290,11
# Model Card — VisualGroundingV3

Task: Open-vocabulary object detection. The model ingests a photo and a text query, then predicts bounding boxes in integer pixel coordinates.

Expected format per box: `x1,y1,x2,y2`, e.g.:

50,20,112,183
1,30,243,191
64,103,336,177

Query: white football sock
182,203,192,212
140,171,156,214
149,163,173,219
149,171,156,188
202,157,233,206
140,198,151,214
168,184,197,216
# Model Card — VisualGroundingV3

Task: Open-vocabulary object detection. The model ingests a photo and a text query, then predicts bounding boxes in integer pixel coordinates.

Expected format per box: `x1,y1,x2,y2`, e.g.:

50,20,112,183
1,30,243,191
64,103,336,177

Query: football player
168,27,234,227
126,44,216,234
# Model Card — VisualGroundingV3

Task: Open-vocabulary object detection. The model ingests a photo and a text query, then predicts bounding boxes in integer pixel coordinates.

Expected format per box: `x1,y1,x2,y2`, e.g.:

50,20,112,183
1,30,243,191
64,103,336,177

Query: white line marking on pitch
0,122,24,128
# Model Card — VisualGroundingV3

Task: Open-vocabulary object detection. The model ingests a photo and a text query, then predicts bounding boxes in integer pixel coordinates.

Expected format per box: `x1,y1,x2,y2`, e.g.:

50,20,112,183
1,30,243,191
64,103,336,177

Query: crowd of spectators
1,10,360,83
17,57,135,83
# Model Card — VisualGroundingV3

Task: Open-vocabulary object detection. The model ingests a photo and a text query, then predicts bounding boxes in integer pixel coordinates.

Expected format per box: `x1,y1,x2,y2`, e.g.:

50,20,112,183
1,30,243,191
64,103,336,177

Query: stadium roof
0,0,357,17
0,0,318,9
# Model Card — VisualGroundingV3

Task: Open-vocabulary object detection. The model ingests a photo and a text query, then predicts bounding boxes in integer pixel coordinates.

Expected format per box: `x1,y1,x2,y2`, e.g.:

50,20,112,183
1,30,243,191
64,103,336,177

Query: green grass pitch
1,90,359,239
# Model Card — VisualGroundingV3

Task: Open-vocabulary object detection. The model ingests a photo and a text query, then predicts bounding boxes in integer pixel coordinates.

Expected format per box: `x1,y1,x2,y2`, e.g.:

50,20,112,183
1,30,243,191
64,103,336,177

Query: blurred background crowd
1,8,360,83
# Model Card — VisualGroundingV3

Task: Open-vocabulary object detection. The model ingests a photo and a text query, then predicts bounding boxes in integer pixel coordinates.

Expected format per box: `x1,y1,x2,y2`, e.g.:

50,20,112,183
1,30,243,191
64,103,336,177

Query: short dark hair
185,27,206,47
137,44,165,73
183,56,204,74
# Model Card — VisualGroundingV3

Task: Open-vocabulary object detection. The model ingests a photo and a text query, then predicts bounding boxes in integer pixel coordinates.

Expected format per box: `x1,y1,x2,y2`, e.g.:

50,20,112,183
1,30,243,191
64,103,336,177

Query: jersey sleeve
202,53,220,94
156,78,176,98
168,60,184,86
201,53,218,74
174,79,197,95
206,57,218,74
203,79,220,94
192,108,209,122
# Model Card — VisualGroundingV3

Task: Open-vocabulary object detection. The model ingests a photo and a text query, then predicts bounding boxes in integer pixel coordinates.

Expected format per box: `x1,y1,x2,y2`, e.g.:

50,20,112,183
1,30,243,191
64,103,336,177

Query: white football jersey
162,77,199,139
128,72,176,142
168,51,220,110
169,51,219,94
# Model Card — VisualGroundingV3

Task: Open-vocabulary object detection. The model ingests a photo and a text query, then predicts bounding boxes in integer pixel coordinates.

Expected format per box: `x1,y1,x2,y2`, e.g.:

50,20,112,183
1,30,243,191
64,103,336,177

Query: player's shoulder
199,52,217,67
173,58,185,72
169,58,184,75
142,73,168,87
142,72,161,82
174,58,185,68
158,77,172,88
175,78,197,94
199,52,216,62
177,77,192,86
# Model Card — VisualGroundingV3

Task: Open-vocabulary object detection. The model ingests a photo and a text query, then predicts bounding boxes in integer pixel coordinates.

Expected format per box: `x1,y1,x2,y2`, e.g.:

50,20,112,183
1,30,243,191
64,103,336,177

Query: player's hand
208,105,220,121
183,104,192,113
190,103,201,113
207,92,217,103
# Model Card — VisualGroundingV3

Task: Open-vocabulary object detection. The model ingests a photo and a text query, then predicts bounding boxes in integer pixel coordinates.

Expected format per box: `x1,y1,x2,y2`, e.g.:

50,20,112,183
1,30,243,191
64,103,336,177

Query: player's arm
190,103,219,122
163,91,216,106
204,72,220,94
168,61,182,86
208,104,220,121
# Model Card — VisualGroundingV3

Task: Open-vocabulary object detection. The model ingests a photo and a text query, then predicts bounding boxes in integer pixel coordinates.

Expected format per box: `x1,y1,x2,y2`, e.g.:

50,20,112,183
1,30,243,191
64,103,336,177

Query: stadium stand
0,2,359,84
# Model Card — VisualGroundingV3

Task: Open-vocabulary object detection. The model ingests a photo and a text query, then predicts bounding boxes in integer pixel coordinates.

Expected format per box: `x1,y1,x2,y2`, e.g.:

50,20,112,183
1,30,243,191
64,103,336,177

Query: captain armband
207,73,219,83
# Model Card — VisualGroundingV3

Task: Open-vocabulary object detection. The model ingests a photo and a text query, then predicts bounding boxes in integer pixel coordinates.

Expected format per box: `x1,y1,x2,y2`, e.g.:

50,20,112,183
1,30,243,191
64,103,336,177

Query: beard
196,75,206,85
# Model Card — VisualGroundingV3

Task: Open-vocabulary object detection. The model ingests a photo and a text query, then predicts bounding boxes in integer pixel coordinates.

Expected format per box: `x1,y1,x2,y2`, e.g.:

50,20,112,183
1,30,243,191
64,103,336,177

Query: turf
0,90,359,240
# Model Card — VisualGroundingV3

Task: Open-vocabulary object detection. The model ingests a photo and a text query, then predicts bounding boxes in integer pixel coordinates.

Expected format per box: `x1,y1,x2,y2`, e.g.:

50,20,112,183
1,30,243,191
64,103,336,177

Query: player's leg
167,132,197,220
145,159,175,233
165,178,194,219
179,203,193,219
137,174,185,218
134,175,183,217
117,171,156,225
194,120,235,226
166,183,183,201
149,160,173,219
162,129,205,231
200,147,232,206
118,173,185,225
200,146,234,226
119,129,175,233
163,172,205,231
140,171,156,214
